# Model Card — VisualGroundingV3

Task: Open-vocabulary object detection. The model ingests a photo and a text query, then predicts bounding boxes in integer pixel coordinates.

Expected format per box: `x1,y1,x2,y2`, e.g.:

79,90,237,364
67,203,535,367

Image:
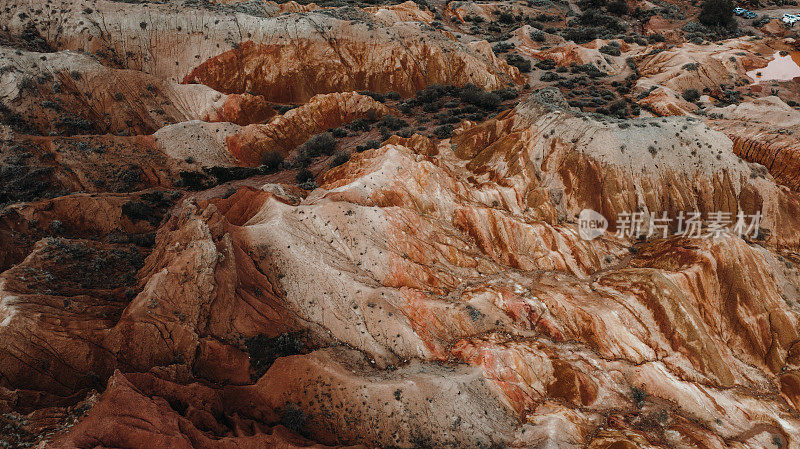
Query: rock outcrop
634,39,771,95
638,86,699,116
2,0,800,448
226,92,391,164
183,21,522,102
3,93,800,447
706,96,800,191
0,47,275,136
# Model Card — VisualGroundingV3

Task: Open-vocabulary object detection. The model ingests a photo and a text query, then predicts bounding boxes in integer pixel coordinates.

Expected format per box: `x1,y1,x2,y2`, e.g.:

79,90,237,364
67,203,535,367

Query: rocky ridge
0,0,800,448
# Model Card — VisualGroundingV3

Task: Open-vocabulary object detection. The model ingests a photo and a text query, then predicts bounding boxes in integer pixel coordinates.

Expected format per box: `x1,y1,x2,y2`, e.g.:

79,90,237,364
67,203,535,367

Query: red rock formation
46,371,361,449
0,48,275,136
707,96,800,191
364,1,434,24
1,0,520,93
731,136,800,191
639,86,699,116
0,132,185,195
450,95,800,247
633,39,770,95
3,1,800,448
226,92,391,164
523,41,623,75
202,93,277,126
0,192,161,271
150,92,392,167
184,35,522,103
643,15,678,40
445,0,559,24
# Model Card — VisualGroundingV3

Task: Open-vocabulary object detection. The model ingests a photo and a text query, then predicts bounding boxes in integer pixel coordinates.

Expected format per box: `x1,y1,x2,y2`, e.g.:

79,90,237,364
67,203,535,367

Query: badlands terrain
1,0,800,447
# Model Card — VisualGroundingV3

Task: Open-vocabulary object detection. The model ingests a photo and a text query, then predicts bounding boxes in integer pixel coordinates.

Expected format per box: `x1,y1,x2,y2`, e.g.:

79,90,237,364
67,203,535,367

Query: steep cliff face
182,21,522,102
731,135,800,191
0,0,519,94
450,97,800,248
226,92,391,164
706,97,800,192
0,48,275,136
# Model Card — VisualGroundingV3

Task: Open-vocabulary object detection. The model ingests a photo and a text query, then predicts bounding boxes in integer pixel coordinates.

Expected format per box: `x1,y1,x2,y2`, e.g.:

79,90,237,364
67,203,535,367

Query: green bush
562,26,606,43
459,84,502,110
497,11,516,24
330,127,348,138
346,118,371,131
358,90,385,102
301,132,336,157
682,88,701,102
492,87,519,100
608,99,629,118
492,42,515,53
356,139,381,152
377,114,409,130
505,54,532,72
385,91,402,101
261,150,284,172
698,0,735,27
416,84,451,103
530,30,546,42
576,10,623,31
329,152,350,168
433,124,454,139
536,59,557,70
296,168,314,184
541,71,561,82
600,44,621,56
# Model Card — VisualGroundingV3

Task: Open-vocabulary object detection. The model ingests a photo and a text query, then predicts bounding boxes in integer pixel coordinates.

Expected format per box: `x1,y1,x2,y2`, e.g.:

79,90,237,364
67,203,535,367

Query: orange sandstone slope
225,92,392,164
182,22,522,102
0,47,275,136
2,0,800,448
151,91,391,166
706,96,800,192
2,93,800,448
0,0,521,102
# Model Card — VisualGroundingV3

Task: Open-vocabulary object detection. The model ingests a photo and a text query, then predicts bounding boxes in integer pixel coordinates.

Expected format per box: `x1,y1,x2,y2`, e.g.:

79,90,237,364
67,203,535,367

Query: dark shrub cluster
599,41,621,56
245,332,305,380
459,84,503,110
682,89,701,102
530,29,546,42
295,168,314,184
505,54,532,72
261,150,284,172
301,132,337,158
329,152,350,168
356,139,381,152
699,0,735,27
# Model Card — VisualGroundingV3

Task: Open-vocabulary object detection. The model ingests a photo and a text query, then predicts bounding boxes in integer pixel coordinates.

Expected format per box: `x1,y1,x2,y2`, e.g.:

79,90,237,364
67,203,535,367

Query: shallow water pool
747,51,800,83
